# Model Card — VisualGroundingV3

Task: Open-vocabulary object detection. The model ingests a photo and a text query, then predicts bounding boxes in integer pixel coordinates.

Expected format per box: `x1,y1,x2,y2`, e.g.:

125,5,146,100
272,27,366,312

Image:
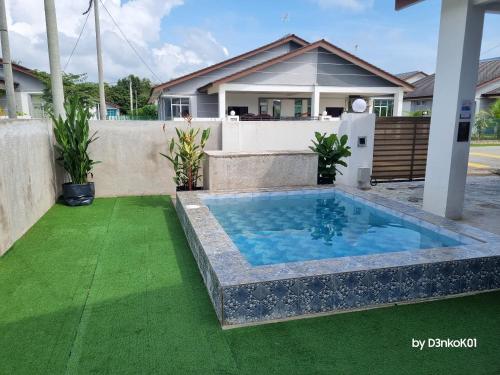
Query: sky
4,0,500,85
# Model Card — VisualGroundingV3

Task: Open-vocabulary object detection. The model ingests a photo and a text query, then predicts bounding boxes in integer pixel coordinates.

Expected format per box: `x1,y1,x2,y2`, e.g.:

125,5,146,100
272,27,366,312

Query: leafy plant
473,110,493,140
52,98,99,184
161,118,210,190
309,132,351,183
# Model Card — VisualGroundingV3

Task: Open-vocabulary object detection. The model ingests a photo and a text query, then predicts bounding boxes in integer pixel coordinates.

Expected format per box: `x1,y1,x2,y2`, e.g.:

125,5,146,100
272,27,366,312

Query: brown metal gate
372,117,430,183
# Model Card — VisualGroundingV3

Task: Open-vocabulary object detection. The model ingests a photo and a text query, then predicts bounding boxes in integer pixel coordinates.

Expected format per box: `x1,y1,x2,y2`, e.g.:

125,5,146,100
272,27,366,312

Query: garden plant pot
62,182,95,206
317,176,334,185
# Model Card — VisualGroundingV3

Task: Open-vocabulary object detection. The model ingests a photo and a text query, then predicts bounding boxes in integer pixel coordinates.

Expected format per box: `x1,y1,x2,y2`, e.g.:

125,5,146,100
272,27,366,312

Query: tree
34,71,99,110
106,75,153,114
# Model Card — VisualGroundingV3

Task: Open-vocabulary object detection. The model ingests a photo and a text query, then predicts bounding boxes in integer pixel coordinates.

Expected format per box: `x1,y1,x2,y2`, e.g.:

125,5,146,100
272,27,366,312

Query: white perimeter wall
222,120,342,151
222,114,375,187
0,119,61,255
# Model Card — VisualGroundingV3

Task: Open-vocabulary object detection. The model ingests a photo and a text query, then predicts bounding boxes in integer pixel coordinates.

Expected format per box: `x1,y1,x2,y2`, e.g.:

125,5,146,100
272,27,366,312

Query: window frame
164,95,191,119
372,98,394,117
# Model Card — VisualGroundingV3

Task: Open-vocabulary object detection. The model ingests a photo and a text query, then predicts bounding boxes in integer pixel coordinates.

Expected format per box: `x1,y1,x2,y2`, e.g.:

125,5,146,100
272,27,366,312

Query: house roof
483,86,500,97
0,59,40,80
405,57,500,99
395,70,428,81
395,0,425,10
149,34,309,101
199,39,414,92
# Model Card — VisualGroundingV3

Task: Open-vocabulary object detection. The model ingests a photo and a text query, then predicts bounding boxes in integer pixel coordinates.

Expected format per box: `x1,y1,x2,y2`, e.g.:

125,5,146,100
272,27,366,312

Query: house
402,57,500,114
149,34,413,120
0,60,46,118
395,71,428,84
90,102,122,119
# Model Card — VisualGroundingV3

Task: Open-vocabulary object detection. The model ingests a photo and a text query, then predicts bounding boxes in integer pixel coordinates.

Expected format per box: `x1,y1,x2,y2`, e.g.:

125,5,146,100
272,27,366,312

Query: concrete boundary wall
0,116,372,255
88,121,222,197
0,119,60,255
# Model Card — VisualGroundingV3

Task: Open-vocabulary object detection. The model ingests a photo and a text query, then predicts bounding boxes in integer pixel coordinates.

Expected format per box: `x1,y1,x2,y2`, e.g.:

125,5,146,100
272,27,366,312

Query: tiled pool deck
176,185,500,327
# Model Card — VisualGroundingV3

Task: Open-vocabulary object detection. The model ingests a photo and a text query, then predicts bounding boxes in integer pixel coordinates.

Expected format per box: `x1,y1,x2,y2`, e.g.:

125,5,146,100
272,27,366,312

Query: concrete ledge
203,150,318,191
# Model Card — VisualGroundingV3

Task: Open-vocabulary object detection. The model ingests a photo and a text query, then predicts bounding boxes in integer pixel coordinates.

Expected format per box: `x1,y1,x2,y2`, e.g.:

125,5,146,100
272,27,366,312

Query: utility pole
129,77,133,116
0,0,17,118
44,0,65,119
135,89,138,113
93,0,107,120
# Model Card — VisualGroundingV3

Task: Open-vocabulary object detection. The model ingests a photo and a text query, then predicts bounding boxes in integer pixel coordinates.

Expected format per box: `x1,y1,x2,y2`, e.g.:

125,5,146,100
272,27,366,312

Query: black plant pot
62,182,95,206
317,176,334,185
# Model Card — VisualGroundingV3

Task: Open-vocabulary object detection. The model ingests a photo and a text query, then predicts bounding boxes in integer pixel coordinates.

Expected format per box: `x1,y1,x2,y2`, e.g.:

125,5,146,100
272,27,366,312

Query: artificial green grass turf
0,196,499,374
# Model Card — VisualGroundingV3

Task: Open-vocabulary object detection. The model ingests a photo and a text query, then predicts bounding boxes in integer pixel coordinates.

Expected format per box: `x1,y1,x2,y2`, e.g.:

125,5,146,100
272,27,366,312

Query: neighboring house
0,60,46,118
149,34,413,120
402,57,500,114
90,102,121,119
395,70,428,85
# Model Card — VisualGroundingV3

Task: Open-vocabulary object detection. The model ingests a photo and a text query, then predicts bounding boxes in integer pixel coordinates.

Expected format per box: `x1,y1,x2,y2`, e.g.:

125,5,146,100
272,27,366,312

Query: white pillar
422,0,485,219
0,0,17,118
311,85,320,117
44,0,65,119
218,86,226,119
94,0,107,120
393,89,404,116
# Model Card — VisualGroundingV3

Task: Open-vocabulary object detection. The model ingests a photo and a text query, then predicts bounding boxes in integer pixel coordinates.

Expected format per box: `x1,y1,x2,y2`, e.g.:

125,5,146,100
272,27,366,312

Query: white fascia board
475,79,500,97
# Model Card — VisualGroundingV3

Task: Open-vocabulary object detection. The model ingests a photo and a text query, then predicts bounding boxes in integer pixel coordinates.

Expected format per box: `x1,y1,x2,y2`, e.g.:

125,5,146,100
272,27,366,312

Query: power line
63,9,91,72
481,41,500,57
98,0,162,82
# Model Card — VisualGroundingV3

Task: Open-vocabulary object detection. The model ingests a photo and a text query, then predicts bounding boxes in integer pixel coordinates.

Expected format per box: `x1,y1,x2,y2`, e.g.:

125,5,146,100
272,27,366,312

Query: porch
215,84,405,120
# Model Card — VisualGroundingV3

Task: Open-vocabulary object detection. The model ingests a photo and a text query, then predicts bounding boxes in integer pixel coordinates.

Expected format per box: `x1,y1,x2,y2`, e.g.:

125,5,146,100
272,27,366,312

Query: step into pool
176,187,500,327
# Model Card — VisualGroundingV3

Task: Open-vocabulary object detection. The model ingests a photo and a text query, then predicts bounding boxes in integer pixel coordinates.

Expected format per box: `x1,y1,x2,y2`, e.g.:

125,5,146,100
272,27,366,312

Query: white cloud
312,0,374,11
4,0,229,84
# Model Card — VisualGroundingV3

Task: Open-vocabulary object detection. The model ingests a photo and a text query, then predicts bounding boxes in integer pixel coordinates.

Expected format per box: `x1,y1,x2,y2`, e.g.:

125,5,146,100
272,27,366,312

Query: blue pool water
204,191,465,266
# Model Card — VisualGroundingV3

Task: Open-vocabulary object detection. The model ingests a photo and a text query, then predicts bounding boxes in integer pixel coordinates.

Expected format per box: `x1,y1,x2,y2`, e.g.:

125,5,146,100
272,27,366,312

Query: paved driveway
468,146,500,172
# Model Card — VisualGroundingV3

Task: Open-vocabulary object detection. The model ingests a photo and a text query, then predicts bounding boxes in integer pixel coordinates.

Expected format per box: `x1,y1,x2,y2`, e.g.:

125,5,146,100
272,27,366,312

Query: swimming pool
176,186,500,327
205,190,466,266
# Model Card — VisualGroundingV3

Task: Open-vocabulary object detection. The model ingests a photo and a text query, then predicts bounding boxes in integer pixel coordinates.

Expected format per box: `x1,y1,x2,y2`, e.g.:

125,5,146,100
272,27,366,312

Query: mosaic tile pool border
176,185,500,327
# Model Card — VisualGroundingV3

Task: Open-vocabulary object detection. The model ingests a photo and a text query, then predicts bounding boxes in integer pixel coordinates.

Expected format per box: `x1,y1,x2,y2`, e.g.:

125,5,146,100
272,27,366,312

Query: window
294,99,303,117
259,98,268,115
170,97,190,118
373,99,394,117
107,108,118,118
272,100,281,118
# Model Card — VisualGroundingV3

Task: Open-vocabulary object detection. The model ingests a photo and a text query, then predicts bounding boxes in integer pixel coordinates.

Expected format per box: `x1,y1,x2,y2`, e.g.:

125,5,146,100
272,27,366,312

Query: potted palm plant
52,98,99,206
